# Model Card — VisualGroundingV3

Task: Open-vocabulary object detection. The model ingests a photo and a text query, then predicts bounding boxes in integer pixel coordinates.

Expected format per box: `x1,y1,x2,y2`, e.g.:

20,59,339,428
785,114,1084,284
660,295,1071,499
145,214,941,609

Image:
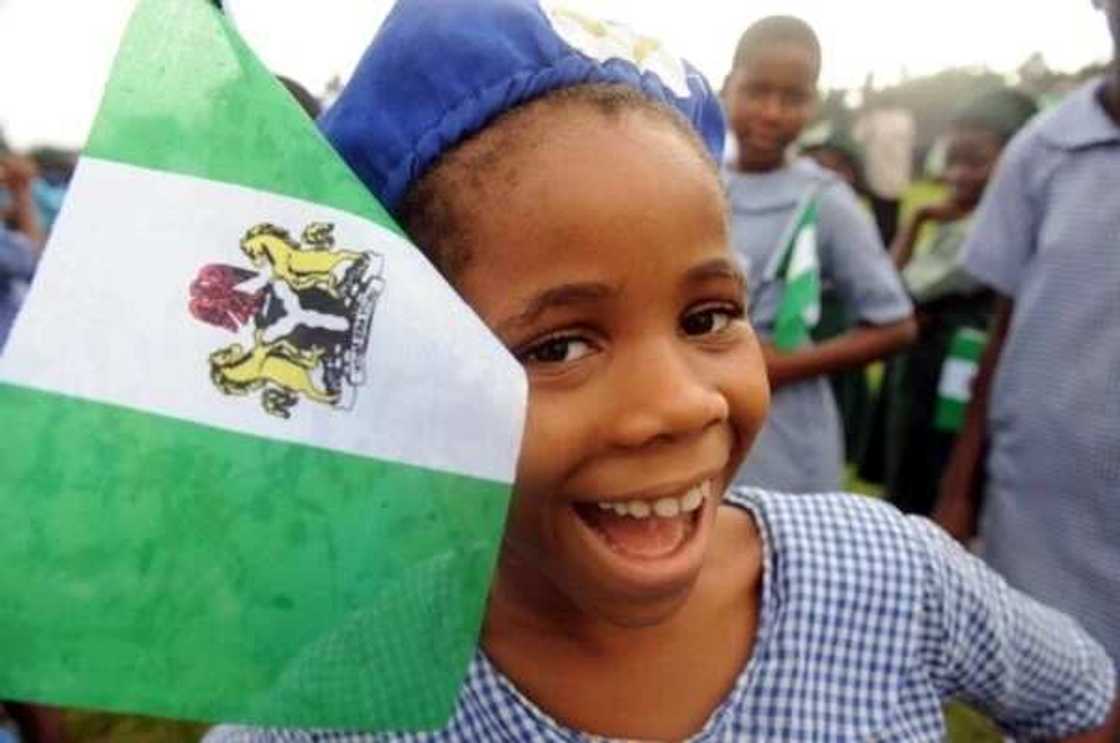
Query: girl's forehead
489,107,716,212
735,39,819,79
453,99,719,221
450,109,730,319
948,125,1002,146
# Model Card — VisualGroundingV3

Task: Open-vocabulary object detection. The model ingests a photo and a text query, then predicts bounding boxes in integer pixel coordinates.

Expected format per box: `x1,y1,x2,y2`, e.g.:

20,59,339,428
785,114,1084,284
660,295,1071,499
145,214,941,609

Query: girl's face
452,105,770,626
944,126,1003,210
723,41,818,172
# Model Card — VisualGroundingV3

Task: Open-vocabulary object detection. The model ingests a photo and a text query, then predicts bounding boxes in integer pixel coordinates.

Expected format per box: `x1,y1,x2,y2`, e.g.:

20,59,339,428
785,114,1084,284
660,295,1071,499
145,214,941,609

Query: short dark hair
952,89,1039,144
395,83,717,281
732,15,822,81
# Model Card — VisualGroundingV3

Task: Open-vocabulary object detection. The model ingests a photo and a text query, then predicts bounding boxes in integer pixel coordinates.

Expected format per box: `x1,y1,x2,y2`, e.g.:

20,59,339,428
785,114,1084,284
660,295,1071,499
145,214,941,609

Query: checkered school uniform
961,78,1120,672
207,489,1114,742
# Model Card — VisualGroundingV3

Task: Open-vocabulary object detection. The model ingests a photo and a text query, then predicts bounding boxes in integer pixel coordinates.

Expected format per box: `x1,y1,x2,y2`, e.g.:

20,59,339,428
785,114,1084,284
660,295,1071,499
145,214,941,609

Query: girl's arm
889,201,971,269
1055,699,1120,742
763,317,916,391
888,212,925,269
932,295,1012,541
913,517,1117,740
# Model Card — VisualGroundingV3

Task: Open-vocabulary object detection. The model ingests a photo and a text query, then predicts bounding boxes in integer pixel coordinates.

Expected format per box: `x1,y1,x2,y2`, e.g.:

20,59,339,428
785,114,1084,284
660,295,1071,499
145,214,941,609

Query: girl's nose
758,94,784,122
605,340,730,450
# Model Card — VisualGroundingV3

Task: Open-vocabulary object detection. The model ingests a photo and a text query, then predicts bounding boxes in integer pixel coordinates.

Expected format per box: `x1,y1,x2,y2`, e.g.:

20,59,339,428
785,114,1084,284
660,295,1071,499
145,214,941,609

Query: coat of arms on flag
190,221,385,419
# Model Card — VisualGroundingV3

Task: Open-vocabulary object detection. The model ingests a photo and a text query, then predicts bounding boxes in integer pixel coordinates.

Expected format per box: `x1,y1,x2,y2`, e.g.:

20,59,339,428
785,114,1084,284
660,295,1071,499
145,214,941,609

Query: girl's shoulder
725,486,917,540
724,488,937,598
723,158,842,212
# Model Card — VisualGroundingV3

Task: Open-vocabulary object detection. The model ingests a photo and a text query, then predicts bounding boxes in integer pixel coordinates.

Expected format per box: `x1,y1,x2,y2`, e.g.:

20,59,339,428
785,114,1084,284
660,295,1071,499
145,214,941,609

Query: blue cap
320,0,726,213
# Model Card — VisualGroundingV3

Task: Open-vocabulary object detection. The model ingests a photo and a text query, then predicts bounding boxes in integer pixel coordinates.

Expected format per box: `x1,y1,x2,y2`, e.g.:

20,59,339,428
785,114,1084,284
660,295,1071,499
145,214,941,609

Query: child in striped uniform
721,16,917,494
937,0,1120,700
881,89,1038,517
208,0,1116,740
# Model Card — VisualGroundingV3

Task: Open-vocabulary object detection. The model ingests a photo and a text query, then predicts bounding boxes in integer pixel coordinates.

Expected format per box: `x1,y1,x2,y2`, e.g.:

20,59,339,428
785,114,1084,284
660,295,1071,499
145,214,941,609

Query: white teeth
591,479,712,519
626,500,652,518
681,486,703,513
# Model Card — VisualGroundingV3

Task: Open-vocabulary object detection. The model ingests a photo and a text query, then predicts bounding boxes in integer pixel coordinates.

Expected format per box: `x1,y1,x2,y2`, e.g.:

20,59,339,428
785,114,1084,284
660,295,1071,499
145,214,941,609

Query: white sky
0,0,1113,150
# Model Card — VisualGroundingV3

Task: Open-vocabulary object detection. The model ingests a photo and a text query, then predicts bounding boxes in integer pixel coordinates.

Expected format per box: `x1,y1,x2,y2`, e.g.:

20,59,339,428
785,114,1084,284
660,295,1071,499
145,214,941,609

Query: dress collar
1039,77,1120,150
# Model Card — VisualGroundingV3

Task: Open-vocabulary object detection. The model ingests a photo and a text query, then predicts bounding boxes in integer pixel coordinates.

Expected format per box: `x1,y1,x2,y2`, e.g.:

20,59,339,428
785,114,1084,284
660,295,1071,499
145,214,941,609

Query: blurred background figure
722,15,916,494
800,129,877,460
937,0,1120,678
0,146,45,353
0,134,64,743
802,129,867,195
852,91,916,244
878,88,1038,516
26,147,76,233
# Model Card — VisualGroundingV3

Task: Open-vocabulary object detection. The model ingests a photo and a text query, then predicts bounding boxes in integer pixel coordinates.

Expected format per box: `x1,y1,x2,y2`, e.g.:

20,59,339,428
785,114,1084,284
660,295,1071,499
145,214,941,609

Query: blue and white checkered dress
206,489,1115,742
961,78,1120,672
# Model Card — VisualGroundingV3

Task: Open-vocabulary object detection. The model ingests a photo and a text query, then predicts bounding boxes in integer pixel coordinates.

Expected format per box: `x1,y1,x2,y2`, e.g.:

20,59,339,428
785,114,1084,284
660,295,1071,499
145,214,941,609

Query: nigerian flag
768,193,821,352
934,327,987,432
0,0,525,732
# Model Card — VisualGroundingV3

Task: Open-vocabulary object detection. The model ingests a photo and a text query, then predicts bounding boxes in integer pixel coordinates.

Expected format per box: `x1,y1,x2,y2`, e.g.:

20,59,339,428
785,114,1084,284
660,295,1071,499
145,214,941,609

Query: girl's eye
681,305,743,337
517,336,594,365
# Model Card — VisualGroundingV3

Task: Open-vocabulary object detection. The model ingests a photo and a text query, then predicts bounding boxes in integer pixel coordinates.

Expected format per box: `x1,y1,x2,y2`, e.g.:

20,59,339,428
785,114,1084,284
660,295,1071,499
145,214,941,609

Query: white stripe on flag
938,359,978,403
1,158,526,484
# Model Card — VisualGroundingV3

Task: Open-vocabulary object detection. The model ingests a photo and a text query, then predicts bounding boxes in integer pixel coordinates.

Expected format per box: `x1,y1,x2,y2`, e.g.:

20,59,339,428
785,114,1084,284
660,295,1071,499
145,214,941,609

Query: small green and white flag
767,192,821,352
934,327,987,432
0,0,525,732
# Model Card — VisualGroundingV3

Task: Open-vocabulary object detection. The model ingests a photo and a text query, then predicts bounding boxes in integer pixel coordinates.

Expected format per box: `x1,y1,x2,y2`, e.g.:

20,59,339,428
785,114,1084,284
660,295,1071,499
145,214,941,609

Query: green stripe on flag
771,196,821,352
934,327,987,432
84,0,400,236
0,382,508,729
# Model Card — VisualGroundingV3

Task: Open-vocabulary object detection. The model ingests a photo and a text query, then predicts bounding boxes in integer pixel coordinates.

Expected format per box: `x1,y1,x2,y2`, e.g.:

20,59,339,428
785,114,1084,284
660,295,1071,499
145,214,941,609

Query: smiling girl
207,1,1116,740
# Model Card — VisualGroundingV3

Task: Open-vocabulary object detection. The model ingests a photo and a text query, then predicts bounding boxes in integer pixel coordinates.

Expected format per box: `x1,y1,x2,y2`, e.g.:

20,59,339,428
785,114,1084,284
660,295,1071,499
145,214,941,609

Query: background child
721,16,917,494
209,1,1115,739
0,154,43,353
802,132,878,461
881,89,1038,516
938,0,1120,685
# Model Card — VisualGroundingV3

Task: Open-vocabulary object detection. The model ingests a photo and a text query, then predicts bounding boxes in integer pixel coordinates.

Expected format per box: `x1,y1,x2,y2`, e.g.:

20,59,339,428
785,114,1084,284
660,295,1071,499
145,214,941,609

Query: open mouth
572,479,712,561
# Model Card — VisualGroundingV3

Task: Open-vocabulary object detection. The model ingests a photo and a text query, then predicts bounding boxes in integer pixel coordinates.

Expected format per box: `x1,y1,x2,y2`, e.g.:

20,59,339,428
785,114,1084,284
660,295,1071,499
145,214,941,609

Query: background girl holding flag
202,0,1120,739
721,16,917,494
879,88,1038,517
